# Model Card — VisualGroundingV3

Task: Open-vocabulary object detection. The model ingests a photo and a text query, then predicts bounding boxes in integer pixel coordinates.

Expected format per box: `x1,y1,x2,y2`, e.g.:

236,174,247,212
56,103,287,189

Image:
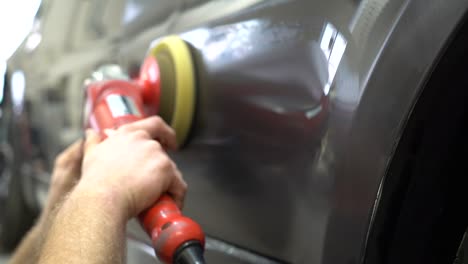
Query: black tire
364,12,468,264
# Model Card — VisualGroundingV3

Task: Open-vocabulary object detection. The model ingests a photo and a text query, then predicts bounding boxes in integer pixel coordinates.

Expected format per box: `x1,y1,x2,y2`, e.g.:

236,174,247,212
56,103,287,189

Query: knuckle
148,140,162,150
119,124,135,134
158,155,173,170
119,124,131,133
151,116,163,125
142,140,161,153
132,130,149,139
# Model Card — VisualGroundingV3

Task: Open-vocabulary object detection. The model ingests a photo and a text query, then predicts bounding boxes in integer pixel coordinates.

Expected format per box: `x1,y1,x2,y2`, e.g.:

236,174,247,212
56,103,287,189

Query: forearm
9,183,76,264
8,206,56,264
38,186,127,264
8,226,42,264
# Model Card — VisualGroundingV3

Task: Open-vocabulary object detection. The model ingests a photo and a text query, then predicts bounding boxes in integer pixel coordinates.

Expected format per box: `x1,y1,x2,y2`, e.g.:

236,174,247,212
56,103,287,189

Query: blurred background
0,0,41,79
0,1,41,262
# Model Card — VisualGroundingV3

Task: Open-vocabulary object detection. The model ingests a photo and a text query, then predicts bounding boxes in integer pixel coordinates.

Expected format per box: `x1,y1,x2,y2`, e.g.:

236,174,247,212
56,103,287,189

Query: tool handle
139,195,205,264
86,78,204,263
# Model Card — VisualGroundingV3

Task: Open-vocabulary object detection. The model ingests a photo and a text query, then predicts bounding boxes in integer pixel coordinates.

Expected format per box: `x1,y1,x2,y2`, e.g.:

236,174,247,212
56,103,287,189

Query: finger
84,129,101,154
119,116,177,150
67,140,84,172
103,129,117,137
167,168,187,209
55,139,83,167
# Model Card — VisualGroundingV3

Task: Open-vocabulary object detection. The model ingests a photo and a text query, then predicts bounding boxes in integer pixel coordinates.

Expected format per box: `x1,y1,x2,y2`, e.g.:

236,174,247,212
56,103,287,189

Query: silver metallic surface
88,64,130,84
126,219,280,263
4,0,468,263
205,236,281,264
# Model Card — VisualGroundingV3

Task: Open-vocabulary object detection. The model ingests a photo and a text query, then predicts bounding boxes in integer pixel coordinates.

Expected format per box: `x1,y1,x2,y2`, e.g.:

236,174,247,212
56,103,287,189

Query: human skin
9,116,186,264
9,139,83,264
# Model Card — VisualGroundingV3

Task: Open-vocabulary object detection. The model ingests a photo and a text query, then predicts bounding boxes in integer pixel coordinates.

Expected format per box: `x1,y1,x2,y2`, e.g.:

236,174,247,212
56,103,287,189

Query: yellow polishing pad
150,36,196,147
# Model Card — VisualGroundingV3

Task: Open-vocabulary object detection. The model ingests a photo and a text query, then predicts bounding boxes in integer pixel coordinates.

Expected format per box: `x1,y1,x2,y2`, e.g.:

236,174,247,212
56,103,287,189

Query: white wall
0,0,41,61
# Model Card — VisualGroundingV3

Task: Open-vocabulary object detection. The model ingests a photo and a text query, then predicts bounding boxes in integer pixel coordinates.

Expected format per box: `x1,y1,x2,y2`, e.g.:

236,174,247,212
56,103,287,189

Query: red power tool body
84,58,205,264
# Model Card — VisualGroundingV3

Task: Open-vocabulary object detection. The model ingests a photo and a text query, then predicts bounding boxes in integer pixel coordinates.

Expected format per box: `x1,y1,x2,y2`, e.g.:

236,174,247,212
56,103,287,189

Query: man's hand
38,116,186,264
77,116,187,218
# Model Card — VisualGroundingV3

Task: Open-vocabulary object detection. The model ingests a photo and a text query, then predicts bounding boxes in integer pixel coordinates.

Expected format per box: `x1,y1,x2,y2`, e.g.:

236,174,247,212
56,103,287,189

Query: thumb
84,129,101,154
